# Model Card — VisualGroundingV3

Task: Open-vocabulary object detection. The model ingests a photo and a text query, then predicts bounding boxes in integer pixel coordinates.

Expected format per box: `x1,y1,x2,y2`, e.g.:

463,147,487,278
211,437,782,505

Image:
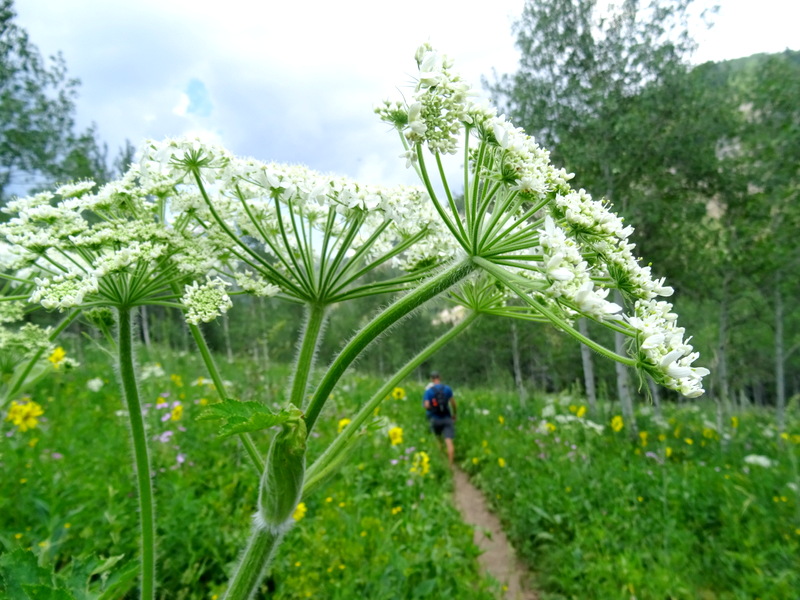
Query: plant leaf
196,399,299,437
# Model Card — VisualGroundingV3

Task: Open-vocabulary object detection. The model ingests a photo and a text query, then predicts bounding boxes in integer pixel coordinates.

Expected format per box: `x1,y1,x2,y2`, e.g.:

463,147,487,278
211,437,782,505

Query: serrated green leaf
0,549,50,598
196,399,299,438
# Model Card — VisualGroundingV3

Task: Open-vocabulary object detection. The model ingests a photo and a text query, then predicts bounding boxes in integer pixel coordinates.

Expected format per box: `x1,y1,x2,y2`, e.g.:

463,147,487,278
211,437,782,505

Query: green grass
0,347,498,599
4,345,799,599
456,389,800,600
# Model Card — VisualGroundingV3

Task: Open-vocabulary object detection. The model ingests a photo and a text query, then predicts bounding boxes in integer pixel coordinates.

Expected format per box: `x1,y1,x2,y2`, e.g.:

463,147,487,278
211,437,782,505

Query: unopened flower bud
258,409,306,531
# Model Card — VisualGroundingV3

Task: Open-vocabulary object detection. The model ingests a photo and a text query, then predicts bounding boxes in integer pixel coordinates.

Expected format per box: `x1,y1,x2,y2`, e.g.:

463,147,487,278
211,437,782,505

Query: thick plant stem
291,304,326,410
222,521,282,600
304,258,475,434
186,322,264,472
304,312,478,493
117,307,156,600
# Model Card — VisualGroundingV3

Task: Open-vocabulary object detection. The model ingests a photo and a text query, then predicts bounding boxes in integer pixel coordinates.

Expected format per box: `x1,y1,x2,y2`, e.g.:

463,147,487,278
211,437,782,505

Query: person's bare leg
445,438,455,466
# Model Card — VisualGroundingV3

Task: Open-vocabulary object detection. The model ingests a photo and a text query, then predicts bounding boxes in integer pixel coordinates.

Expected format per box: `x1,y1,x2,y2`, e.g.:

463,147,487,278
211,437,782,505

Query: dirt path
452,468,538,600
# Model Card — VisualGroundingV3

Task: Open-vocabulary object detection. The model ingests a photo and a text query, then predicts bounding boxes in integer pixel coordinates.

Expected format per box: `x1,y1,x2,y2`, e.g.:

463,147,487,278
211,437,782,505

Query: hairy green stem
222,521,282,600
304,258,475,434
186,320,264,472
304,311,478,494
292,304,327,409
117,307,156,600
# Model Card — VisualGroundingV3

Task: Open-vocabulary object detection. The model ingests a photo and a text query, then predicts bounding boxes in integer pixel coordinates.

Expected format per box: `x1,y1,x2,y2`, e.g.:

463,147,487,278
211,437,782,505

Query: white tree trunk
140,305,151,348
222,313,234,363
510,322,527,407
578,318,597,416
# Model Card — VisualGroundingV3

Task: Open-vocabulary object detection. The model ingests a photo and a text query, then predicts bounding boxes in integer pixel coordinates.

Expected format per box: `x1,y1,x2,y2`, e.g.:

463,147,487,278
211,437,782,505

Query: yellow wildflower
388,426,403,446
5,400,44,432
292,502,307,521
48,347,67,368
391,387,406,400
337,418,351,433
170,404,184,421
410,451,430,476
611,415,624,432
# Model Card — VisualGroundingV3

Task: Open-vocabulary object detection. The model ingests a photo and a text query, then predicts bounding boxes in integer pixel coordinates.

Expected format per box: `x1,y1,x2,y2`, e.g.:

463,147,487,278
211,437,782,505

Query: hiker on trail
423,371,457,466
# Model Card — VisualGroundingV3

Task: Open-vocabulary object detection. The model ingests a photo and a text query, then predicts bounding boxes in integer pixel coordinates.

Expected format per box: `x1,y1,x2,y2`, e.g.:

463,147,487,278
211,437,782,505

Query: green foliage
0,347,500,598
457,388,800,599
197,399,301,438
0,0,115,202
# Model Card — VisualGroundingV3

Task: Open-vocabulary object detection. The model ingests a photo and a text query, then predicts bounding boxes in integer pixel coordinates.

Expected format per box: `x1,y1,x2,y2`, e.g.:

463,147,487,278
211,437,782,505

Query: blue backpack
429,384,450,417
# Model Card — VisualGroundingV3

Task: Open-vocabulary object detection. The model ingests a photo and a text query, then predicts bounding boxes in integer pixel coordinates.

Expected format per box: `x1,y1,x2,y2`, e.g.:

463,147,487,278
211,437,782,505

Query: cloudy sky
13,0,800,188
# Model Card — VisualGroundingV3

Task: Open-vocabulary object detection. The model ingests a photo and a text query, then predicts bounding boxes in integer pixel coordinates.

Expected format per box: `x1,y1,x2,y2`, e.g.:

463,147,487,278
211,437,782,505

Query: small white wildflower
743,454,774,468
86,377,104,392
140,363,166,380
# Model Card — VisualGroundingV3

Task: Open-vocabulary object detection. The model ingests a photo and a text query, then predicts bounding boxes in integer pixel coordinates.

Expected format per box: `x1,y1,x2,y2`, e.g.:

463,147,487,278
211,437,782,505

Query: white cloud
11,0,800,189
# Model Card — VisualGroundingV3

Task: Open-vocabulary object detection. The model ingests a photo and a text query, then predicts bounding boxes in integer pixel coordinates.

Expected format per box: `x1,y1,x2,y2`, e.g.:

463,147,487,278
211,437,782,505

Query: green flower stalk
117,306,156,600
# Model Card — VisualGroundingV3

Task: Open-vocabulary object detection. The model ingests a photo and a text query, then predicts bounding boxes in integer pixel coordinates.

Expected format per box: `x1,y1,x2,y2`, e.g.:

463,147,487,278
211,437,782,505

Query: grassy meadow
2,344,799,599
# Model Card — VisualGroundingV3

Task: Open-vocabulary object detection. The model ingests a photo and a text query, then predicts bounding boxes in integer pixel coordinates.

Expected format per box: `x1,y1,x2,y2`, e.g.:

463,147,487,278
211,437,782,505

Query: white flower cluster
537,216,622,321
553,413,605,435
743,454,774,468
0,322,53,361
403,44,471,155
626,299,709,397
181,277,233,325
377,44,708,397
140,137,459,284
30,271,100,311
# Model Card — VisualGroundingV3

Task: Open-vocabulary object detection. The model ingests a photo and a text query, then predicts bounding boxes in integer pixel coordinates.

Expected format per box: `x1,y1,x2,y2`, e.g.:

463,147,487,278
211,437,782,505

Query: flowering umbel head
379,45,709,398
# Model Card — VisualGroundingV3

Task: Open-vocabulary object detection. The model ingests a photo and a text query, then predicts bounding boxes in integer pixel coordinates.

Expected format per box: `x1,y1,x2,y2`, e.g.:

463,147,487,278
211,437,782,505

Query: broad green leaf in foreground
197,399,302,438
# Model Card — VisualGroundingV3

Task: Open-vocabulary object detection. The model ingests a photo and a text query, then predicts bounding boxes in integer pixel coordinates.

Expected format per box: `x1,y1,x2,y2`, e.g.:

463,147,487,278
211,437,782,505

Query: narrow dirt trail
452,468,538,600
